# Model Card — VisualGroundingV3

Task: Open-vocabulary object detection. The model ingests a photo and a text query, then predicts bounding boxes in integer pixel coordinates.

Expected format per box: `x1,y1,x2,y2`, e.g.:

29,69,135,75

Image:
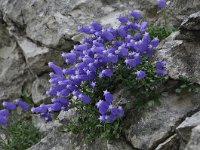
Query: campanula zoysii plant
0,1,171,140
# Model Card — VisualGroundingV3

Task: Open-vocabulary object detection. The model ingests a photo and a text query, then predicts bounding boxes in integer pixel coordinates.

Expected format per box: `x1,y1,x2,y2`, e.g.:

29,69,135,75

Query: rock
32,114,61,132
180,11,200,31
16,37,65,75
27,131,133,150
185,125,200,150
156,30,200,84
17,37,50,75
31,74,50,104
176,111,200,148
125,92,200,149
0,23,30,101
169,0,200,26
155,134,180,150
0,0,157,46
57,109,78,124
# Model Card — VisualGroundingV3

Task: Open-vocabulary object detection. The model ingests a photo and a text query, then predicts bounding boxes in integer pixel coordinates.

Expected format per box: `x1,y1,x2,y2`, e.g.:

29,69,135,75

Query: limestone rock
176,111,200,148
185,125,200,150
57,109,78,124
27,131,133,150
156,30,200,84
155,134,180,150
180,11,200,31
32,114,61,132
0,0,157,46
125,92,200,149
31,74,51,104
0,23,29,101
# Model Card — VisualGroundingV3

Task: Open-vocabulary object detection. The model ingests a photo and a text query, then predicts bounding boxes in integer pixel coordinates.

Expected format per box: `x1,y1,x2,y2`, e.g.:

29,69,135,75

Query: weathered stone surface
185,125,200,150
27,131,133,150
169,0,200,26
57,109,78,124
156,30,200,84
180,11,200,31
31,74,50,104
32,114,61,132
176,111,200,149
0,23,29,101
0,0,157,46
125,92,200,149
17,37,50,75
155,134,180,150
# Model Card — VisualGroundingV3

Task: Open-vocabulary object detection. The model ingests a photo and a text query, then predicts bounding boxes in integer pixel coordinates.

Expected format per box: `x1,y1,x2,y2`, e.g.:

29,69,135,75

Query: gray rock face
0,0,158,46
156,31,200,84
125,92,200,149
180,11,200,31
31,74,50,104
27,131,133,150
185,125,200,150
155,134,180,150
32,114,61,132
169,0,200,26
0,23,29,101
176,111,200,149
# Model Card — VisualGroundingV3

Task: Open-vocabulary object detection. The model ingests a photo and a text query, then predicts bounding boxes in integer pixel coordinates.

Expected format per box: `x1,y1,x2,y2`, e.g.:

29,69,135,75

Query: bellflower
157,0,167,9
3,101,16,110
129,10,142,20
15,99,30,111
136,70,146,79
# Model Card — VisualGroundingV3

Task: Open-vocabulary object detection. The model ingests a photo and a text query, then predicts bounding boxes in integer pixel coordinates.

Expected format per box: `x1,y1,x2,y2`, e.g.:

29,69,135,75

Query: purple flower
96,100,109,115
136,70,146,79
101,31,114,41
48,62,63,75
0,109,9,117
129,10,142,20
101,69,113,77
157,0,166,9
118,26,127,37
62,52,77,64
90,22,102,31
52,97,69,105
78,94,91,104
0,115,8,125
3,101,16,110
140,21,148,32
15,99,30,111
125,59,137,67
118,15,128,23
103,90,113,103
156,69,166,75
106,114,116,122
151,37,159,47
155,61,166,69
31,106,48,114
99,115,107,122
48,102,62,112
78,25,93,34
90,81,96,87
117,46,129,57
108,53,118,63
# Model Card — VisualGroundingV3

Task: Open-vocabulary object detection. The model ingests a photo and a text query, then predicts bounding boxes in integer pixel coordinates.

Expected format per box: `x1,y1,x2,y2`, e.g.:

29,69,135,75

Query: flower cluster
0,99,30,125
96,90,124,122
27,9,166,123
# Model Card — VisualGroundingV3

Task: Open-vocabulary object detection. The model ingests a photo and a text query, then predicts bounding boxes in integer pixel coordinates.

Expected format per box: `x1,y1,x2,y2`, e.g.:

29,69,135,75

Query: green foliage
148,25,176,41
174,76,200,94
0,114,43,150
